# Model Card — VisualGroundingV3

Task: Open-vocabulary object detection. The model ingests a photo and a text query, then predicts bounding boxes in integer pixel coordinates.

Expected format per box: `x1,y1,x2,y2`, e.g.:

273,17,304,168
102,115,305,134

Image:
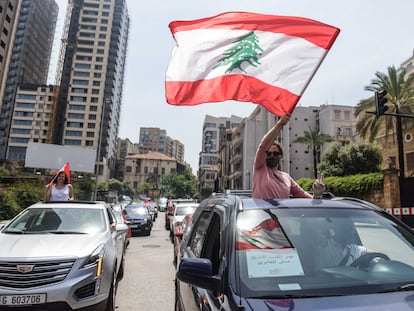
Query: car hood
244,291,414,310
0,232,108,259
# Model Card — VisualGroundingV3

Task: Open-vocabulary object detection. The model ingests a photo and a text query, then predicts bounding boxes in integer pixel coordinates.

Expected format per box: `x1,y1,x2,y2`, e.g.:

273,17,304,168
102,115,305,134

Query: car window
124,207,148,215
5,207,106,234
201,213,221,275
234,207,414,298
175,206,197,216
190,211,211,257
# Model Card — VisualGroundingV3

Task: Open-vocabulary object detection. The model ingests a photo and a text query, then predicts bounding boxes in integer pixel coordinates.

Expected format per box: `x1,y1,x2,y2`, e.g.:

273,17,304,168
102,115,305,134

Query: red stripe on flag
166,75,299,116
169,12,340,50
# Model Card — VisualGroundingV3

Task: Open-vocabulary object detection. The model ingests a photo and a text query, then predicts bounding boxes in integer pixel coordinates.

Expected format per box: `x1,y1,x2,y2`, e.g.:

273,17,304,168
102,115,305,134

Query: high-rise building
137,127,185,163
54,0,130,181
0,0,21,104
0,0,58,160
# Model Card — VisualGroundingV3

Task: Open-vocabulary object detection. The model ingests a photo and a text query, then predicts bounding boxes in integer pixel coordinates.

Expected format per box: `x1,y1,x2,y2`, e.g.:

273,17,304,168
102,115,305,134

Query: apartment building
53,0,130,182
0,0,58,160
199,114,243,190
0,0,21,104
7,84,57,160
124,152,177,192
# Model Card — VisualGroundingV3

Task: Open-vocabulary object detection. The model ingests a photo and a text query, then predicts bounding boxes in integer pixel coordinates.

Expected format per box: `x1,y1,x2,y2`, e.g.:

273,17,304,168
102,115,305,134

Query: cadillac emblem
16,265,35,273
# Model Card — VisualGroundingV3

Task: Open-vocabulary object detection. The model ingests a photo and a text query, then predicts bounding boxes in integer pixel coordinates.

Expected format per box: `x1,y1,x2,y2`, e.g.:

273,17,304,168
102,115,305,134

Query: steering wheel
350,252,390,269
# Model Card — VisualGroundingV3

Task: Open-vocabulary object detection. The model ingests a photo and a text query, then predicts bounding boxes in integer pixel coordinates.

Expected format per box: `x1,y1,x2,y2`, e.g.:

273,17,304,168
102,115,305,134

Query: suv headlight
82,244,105,277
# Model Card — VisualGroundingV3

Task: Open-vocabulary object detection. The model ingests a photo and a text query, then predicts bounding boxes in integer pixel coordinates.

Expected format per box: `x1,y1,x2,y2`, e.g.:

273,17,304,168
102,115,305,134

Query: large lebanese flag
165,12,340,116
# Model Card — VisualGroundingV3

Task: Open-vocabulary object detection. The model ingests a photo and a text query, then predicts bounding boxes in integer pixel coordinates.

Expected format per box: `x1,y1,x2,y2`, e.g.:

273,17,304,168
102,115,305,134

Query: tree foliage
0,191,20,220
297,173,383,198
161,168,196,198
354,66,414,141
318,141,382,177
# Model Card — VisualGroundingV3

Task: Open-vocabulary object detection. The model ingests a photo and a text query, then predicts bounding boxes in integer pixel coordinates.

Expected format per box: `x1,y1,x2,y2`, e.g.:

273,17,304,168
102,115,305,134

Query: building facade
53,0,130,182
123,152,177,193
198,114,243,190
0,0,58,160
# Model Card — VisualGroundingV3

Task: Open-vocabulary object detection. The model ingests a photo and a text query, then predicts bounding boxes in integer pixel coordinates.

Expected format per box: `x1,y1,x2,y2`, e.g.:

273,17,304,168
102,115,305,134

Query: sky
51,0,414,174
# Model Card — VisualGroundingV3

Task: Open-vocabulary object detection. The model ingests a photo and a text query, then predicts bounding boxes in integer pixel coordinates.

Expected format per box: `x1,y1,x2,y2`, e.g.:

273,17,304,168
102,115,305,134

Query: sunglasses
265,151,282,157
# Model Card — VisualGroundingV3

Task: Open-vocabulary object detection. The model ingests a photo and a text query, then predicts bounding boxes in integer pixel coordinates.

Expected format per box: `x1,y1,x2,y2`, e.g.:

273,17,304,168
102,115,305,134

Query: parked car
165,199,197,231
176,193,414,310
158,197,168,212
173,213,193,267
0,200,128,310
123,204,152,236
145,201,158,221
113,209,131,249
169,202,199,243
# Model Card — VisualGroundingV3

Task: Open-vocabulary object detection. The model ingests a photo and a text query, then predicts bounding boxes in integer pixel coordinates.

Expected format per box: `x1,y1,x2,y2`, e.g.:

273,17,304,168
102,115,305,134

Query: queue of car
0,195,162,310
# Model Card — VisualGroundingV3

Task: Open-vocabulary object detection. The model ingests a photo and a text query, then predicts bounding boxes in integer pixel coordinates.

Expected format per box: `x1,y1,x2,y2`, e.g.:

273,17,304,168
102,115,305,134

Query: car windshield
175,206,198,216
125,207,148,216
4,207,106,234
235,207,414,298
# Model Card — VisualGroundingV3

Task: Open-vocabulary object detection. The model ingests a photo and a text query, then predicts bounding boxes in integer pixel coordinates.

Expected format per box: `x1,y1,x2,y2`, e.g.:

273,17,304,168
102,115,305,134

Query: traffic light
375,90,388,116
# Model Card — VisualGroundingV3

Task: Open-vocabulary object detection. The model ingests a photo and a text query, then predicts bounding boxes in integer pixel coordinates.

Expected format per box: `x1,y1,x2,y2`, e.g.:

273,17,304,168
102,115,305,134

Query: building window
407,152,414,172
334,110,341,120
344,111,351,120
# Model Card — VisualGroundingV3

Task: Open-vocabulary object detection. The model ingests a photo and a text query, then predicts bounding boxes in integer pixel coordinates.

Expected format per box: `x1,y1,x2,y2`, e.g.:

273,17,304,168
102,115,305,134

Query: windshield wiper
380,284,414,293
251,293,343,299
4,230,25,234
48,231,87,234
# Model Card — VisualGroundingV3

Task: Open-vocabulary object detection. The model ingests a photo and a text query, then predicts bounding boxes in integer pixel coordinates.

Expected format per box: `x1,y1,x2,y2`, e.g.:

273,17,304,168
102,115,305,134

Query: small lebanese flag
48,162,71,186
165,12,340,116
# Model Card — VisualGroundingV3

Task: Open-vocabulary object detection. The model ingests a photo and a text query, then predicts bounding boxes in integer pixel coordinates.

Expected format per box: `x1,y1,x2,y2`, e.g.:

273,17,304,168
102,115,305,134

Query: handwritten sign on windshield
246,248,304,278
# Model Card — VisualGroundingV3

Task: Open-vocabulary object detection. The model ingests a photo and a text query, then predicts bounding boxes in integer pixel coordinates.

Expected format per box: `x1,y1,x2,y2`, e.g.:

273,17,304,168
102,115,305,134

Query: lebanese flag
236,218,292,250
48,162,71,186
165,12,340,116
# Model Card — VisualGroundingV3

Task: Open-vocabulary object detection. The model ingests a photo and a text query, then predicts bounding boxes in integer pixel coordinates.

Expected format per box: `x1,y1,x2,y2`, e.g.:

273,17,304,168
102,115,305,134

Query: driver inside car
314,218,372,268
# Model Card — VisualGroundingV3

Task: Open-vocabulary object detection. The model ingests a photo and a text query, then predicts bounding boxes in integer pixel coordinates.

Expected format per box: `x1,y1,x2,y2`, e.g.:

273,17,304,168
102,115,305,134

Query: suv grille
0,259,75,289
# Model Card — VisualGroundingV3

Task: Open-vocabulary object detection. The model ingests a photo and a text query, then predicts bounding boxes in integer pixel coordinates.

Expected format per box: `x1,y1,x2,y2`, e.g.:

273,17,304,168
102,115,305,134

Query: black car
175,193,414,311
123,204,152,236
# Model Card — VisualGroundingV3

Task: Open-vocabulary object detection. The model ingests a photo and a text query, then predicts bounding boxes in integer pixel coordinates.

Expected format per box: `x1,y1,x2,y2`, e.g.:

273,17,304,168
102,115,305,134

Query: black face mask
266,155,280,168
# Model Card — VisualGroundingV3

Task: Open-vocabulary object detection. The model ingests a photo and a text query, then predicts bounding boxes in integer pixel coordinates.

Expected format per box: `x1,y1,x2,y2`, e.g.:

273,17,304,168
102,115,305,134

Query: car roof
202,194,383,213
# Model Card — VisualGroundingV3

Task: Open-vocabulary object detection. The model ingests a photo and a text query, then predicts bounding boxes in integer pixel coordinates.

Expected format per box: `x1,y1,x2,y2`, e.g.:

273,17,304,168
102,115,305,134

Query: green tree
293,126,334,178
354,66,414,141
0,191,20,220
10,181,44,207
318,141,382,177
161,170,196,198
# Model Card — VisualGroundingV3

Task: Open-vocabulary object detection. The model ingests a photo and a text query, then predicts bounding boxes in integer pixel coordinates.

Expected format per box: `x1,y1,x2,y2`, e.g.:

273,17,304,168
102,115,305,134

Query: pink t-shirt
252,137,312,200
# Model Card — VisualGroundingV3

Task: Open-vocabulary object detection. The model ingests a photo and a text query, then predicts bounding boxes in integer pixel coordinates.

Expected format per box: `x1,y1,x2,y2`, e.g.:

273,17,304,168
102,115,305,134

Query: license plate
130,224,138,228
0,294,46,306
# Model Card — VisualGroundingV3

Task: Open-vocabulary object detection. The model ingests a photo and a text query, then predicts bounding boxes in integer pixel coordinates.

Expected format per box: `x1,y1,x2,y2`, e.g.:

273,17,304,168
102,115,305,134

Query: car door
179,209,223,311
107,207,125,270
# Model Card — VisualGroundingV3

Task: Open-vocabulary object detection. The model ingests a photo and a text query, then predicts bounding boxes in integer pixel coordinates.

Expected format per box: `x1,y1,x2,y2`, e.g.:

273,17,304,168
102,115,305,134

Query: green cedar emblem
213,32,263,74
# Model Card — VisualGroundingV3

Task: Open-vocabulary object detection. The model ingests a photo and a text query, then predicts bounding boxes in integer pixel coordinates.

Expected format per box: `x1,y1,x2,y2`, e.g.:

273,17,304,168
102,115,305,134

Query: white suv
0,201,128,310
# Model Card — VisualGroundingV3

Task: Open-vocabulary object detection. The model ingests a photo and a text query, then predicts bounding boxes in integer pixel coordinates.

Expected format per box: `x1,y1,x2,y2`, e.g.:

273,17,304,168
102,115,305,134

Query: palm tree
354,66,414,142
294,127,334,178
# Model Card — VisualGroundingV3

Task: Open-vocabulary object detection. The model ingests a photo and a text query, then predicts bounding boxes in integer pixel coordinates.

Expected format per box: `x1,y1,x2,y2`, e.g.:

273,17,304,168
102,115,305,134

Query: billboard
25,142,96,173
